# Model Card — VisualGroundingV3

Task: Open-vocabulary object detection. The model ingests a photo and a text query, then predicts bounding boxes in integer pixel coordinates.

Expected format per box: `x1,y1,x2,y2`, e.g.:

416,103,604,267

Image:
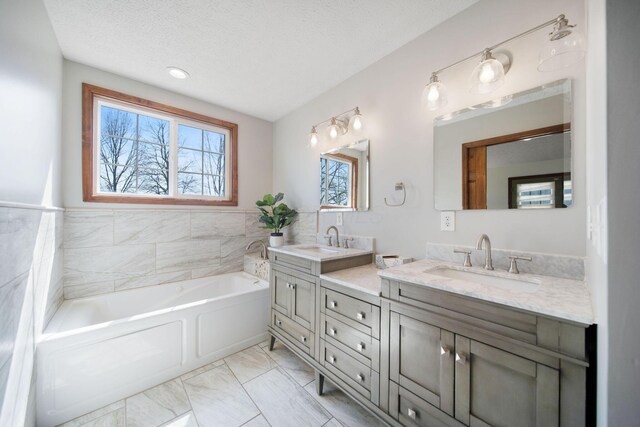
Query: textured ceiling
44,0,477,121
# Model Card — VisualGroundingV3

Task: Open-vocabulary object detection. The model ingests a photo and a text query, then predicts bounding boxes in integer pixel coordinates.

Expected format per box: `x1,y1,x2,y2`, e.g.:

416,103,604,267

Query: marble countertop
320,264,382,296
379,259,595,325
268,244,372,262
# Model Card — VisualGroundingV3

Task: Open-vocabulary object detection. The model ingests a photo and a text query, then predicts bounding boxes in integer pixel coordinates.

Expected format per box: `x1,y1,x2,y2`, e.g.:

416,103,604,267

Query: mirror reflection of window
320,155,355,208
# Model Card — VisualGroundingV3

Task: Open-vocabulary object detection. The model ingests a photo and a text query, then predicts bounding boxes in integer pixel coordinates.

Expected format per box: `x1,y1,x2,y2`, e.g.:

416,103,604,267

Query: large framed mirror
319,139,369,211
434,79,572,211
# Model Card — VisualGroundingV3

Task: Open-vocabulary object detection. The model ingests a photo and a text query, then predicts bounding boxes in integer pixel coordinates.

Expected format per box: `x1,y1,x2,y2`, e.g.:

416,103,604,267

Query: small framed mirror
434,79,572,211
319,139,369,211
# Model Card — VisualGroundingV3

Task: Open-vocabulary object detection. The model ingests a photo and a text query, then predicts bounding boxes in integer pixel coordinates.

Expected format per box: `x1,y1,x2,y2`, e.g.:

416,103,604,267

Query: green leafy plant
256,193,298,234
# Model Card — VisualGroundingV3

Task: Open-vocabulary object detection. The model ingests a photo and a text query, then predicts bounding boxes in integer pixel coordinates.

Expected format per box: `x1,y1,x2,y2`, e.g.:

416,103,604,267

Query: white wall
0,0,64,425
605,0,640,424
0,0,63,207
273,0,586,258
62,60,273,210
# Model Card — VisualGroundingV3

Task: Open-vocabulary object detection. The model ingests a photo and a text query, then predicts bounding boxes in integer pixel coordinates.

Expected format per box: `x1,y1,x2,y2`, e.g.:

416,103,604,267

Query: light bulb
308,127,319,147
328,118,340,139
166,67,189,79
349,107,364,131
479,63,495,83
469,49,506,94
422,73,447,111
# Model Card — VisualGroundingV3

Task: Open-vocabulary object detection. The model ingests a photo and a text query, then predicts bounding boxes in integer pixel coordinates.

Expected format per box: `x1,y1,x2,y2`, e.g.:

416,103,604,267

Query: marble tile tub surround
0,204,64,426
63,209,271,299
427,242,585,281
60,340,383,427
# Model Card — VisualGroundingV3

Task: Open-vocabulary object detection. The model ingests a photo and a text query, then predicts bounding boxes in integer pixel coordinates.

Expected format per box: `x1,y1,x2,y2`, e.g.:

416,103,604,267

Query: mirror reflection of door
462,124,570,210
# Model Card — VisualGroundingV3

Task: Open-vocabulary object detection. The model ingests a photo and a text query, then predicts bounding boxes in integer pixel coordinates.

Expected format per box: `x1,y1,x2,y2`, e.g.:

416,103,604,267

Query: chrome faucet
326,226,340,247
475,234,494,270
246,240,268,260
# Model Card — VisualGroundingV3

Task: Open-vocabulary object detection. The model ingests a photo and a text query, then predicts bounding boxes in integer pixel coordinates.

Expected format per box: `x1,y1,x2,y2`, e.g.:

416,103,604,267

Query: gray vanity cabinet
269,265,318,357
389,311,454,416
383,278,590,427
453,336,559,427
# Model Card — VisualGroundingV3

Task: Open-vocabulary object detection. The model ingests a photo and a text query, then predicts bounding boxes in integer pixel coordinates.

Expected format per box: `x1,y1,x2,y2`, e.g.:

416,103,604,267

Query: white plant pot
270,233,284,248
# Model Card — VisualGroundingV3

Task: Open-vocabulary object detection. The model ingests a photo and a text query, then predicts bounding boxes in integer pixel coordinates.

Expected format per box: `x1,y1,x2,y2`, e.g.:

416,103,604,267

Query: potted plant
256,193,298,247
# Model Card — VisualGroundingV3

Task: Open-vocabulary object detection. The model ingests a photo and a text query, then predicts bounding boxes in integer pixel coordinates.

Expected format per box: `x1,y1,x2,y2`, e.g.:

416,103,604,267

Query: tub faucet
326,226,340,247
246,240,268,260
476,234,494,270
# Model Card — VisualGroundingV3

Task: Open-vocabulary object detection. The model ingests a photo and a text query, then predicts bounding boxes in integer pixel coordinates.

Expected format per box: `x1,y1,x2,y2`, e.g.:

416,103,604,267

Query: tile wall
63,209,318,299
0,205,63,426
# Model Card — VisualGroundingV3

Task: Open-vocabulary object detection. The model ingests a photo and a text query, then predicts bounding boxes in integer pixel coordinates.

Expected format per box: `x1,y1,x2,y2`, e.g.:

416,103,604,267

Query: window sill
84,193,238,206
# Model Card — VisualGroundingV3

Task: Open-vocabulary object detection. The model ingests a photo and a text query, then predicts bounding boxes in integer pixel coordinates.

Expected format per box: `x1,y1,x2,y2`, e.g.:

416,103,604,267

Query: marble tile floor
60,340,388,427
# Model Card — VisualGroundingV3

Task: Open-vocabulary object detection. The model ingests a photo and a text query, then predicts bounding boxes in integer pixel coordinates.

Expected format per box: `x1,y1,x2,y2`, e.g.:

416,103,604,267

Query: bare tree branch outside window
99,108,137,193
320,157,350,206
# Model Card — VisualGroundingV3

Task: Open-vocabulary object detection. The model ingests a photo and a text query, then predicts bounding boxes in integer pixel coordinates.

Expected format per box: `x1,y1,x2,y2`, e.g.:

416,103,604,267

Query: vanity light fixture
308,126,319,147
166,67,190,79
469,49,508,94
423,73,448,111
538,15,586,71
423,14,584,110
307,107,364,146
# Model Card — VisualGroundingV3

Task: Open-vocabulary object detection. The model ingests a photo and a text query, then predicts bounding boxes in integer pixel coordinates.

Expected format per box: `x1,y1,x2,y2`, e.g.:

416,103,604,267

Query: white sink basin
426,267,538,292
295,245,342,254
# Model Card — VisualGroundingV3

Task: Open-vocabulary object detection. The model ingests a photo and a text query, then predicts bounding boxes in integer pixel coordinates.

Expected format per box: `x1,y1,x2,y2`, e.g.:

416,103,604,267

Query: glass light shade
328,118,343,139
423,78,448,111
308,127,319,147
538,30,585,71
469,54,505,94
349,108,364,131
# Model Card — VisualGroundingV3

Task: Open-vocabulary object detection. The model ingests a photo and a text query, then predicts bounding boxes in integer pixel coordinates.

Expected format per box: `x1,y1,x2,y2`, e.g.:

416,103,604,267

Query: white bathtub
36,272,269,426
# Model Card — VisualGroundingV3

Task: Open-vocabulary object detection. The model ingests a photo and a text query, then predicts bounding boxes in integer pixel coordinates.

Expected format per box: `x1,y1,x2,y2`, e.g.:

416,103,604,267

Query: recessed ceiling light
167,67,189,79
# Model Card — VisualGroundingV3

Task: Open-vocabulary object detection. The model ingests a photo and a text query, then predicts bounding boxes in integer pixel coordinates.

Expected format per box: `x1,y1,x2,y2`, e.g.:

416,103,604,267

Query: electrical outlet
336,212,343,226
440,211,455,231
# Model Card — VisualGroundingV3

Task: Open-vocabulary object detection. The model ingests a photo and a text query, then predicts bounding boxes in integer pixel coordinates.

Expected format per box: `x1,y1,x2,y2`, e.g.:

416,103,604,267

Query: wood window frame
82,83,238,206
320,152,358,210
508,172,571,209
461,123,570,210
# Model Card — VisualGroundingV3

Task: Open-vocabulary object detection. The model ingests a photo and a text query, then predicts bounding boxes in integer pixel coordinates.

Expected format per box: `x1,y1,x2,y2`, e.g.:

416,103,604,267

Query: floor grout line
176,376,199,427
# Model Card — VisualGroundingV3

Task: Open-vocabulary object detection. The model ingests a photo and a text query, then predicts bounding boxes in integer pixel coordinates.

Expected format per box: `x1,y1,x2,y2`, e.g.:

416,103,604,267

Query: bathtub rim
44,271,268,341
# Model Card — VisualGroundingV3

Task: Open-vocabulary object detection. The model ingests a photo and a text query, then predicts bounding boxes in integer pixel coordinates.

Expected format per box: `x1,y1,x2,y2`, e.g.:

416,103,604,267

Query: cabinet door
291,275,315,330
389,311,455,416
454,336,559,427
271,269,291,317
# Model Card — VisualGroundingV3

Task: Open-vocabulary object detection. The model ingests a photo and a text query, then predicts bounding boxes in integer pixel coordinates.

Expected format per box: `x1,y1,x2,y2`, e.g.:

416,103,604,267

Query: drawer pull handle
329,301,337,308
329,356,336,364
455,353,467,365
286,283,296,289
357,343,365,352
276,319,282,326
300,336,307,343
329,328,337,336
356,312,365,320
440,345,451,356
407,408,417,420
286,283,291,289
356,374,364,382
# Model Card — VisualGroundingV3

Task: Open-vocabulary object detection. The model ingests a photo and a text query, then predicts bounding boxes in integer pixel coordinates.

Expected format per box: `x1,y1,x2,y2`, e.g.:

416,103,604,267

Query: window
320,154,357,209
508,173,571,209
83,84,238,205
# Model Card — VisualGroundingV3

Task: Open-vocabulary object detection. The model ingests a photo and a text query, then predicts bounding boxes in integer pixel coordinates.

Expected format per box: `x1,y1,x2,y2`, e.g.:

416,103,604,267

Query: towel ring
384,182,406,207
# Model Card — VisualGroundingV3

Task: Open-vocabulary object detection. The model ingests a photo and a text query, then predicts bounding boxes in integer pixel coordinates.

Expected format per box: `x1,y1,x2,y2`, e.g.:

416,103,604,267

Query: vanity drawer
321,340,379,403
271,252,313,274
321,288,380,339
272,311,314,356
321,313,379,370
389,381,464,427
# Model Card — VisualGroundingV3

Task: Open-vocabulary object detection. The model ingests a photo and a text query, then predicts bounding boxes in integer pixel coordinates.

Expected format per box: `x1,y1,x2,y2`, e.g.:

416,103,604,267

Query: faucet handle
324,235,333,247
508,256,532,274
454,249,472,267
343,237,354,248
